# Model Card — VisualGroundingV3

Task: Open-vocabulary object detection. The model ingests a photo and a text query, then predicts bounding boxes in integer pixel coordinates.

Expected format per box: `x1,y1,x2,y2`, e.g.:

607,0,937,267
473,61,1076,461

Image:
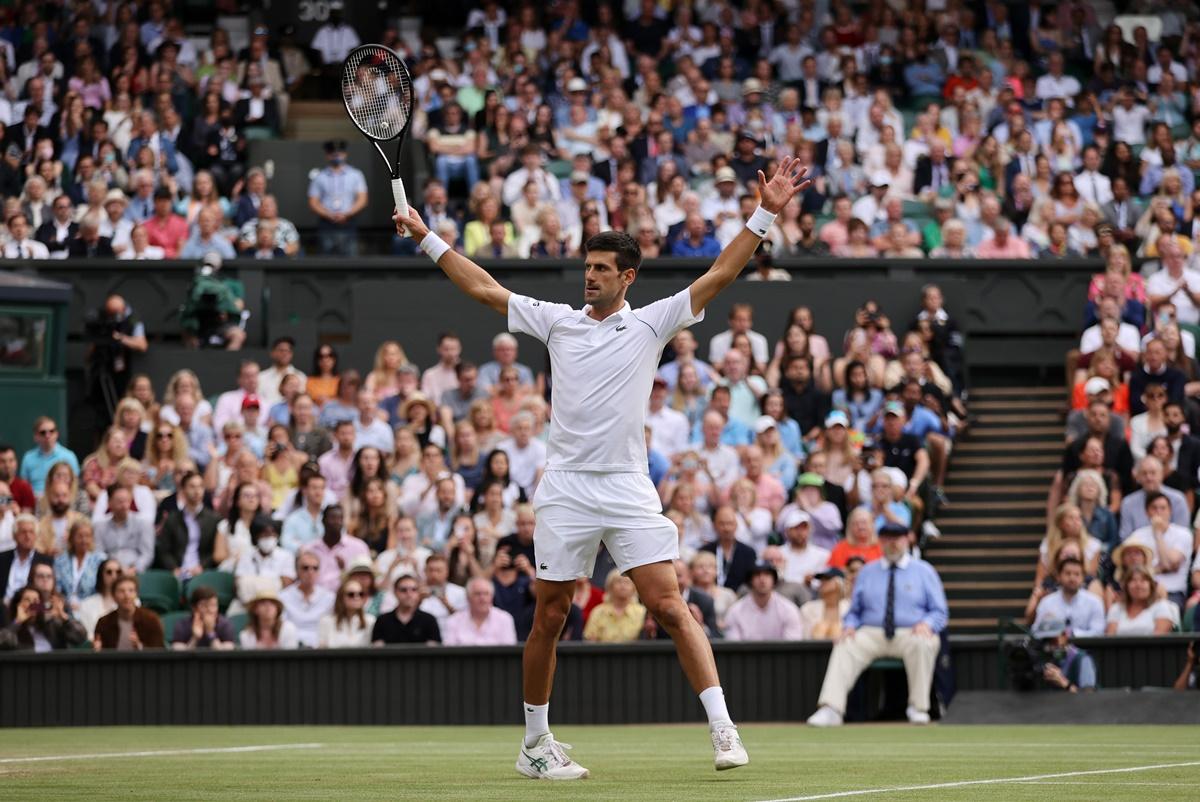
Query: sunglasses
396,586,419,593
103,568,121,575
38,429,56,436
344,591,365,598
156,431,173,438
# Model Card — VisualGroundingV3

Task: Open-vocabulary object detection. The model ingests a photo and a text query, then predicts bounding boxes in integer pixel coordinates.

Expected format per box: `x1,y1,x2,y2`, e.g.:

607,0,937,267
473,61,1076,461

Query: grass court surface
2,724,1198,801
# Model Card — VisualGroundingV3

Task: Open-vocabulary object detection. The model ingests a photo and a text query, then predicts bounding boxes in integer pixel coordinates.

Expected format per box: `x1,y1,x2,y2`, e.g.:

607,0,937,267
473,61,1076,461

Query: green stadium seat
160,610,192,644
190,570,236,613
228,613,249,635
138,570,181,614
545,159,572,179
902,199,931,217
869,657,905,671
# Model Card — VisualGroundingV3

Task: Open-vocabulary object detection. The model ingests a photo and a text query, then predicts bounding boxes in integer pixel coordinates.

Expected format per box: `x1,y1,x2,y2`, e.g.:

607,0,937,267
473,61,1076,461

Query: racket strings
341,47,412,141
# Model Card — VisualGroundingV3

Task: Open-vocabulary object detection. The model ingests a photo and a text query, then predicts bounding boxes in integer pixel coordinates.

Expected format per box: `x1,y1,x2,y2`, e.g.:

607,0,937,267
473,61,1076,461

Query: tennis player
396,158,811,779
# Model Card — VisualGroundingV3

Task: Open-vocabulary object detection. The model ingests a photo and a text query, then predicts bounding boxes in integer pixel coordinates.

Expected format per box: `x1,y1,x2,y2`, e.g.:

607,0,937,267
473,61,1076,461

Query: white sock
699,686,732,727
523,702,550,747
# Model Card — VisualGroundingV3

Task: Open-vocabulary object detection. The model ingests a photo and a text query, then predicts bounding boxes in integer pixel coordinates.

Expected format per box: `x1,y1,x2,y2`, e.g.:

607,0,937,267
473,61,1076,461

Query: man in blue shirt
670,214,722,258
19,417,79,495
807,524,948,727
307,139,368,257
179,206,237,261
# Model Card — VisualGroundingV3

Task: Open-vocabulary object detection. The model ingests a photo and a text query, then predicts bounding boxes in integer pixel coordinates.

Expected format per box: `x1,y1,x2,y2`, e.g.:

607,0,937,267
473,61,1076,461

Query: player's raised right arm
395,208,511,315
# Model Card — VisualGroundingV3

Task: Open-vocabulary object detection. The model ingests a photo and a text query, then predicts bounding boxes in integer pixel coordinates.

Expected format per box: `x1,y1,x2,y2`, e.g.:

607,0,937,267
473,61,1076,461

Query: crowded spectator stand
0,0,1197,728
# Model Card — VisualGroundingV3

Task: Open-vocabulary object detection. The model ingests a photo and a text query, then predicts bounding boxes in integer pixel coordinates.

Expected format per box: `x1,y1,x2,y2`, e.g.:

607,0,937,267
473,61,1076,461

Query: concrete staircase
927,386,1062,635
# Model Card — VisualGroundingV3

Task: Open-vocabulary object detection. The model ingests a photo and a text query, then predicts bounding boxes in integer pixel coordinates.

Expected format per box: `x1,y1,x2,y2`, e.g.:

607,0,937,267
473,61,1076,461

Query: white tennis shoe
806,706,844,727
516,733,590,780
711,722,749,771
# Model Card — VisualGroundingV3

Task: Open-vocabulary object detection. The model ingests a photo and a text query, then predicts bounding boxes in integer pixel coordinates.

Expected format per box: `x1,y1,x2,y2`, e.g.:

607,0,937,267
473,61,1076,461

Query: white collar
580,300,631,324
886,552,912,570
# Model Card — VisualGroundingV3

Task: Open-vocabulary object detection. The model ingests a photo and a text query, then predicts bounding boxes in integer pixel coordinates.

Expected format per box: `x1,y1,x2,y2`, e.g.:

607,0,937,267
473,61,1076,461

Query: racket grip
392,177,410,237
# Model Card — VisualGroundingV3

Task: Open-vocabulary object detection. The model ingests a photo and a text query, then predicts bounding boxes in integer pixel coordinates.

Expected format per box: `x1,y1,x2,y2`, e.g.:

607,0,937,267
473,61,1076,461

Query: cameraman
85,294,148,412
1028,618,1098,693
180,252,246,350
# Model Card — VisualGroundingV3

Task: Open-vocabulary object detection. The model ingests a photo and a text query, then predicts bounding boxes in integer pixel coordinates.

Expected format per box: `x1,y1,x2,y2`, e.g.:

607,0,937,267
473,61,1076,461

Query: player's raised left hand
757,157,813,214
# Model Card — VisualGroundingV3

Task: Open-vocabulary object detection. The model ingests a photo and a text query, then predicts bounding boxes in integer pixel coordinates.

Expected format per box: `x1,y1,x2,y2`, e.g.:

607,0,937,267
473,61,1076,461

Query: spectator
281,472,328,553
583,570,646,643
304,505,369,593
278,550,334,648
442,576,518,646
318,573,376,648
171,585,235,650
708,304,770,367
142,186,189,258
418,553,467,626
154,471,223,579
2,212,49,259
477,333,535,392
240,588,300,650
93,575,165,650
700,507,758,591
2,584,86,651
258,337,306,411
799,567,851,640
1126,491,1193,609
975,217,1032,258
53,519,104,606
123,224,165,260
723,562,805,641
1105,565,1179,635
0,514,53,604
371,573,442,645
807,524,947,726
1118,458,1190,541
1028,617,1098,692
234,516,295,605
93,485,154,576
0,446,34,513
1033,556,1106,637
308,139,367,256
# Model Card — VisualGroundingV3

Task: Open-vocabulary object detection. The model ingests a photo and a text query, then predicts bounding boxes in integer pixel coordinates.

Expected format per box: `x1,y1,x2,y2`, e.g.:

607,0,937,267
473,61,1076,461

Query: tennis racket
340,44,414,231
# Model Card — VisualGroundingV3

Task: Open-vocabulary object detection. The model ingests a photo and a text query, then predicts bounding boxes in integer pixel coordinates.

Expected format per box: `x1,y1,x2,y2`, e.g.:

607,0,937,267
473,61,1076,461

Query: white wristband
419,232,451,263
745,205,777,238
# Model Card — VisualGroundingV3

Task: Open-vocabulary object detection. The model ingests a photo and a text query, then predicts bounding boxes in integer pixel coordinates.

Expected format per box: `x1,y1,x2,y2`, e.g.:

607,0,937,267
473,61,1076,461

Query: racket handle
391,178,410,237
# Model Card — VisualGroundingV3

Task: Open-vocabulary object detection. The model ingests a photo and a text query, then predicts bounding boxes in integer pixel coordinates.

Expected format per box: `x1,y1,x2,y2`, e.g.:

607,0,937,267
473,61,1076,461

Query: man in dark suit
0,513,54,604
35,195,79,257
1164,402,1200,496
154,472,222,576
701,507,758,592
2,105,51,160
66,215,114,258
913,141,956,198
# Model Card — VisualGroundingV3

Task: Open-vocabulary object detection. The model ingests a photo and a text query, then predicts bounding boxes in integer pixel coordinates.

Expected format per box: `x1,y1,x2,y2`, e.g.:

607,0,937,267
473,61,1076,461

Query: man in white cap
852,173,891,225
776,507,831,587
99,189,134,255
701,167,742,226
1064,377,1124,442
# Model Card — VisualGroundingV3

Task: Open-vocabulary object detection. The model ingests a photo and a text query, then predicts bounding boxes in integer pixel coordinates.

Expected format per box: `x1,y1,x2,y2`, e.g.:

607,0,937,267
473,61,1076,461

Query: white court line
0,742,325,765
755,760,1200,802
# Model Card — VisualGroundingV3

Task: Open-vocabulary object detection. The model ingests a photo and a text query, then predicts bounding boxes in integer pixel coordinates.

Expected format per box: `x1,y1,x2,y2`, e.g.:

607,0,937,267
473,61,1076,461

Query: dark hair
1055,555,1083,574
437,331,459,345
710,384,732,399
583,230,641,271
227,481,262,528
322,503,343,523
1164,400,1186,415
271,336,296,349
179,470,203,488
349,447,385,497
455,360,477,378
0,443,14,456
249,514,277,540
312,344,339,375
190,585,218,607
1143,490,1168,511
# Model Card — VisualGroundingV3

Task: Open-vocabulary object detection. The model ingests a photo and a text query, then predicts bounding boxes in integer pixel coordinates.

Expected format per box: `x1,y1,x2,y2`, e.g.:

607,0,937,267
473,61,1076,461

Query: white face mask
257,536,278,554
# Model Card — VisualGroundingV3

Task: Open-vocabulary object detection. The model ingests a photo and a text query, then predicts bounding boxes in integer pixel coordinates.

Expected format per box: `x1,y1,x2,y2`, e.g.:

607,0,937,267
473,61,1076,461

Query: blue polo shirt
20,443,81,495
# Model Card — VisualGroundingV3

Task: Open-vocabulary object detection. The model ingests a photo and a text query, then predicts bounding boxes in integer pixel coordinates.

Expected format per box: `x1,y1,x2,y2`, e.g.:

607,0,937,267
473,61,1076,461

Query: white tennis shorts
531,470,679,581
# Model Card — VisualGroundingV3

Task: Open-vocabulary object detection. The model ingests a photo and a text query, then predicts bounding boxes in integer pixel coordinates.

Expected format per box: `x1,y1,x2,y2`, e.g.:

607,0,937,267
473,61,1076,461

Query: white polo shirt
508,288,703,474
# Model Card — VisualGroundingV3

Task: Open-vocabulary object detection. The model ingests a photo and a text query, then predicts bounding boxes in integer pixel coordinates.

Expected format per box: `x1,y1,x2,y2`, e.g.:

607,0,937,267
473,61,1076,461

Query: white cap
885,467,908,489
566,77,588,92
870,172,891,188
1084,376,1110,395
714,166,737,184
753,415,777,435
777,508,811,530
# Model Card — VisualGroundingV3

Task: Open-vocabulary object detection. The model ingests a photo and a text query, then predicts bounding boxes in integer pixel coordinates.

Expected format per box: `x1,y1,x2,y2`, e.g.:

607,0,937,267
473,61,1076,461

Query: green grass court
2,724,1198,801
